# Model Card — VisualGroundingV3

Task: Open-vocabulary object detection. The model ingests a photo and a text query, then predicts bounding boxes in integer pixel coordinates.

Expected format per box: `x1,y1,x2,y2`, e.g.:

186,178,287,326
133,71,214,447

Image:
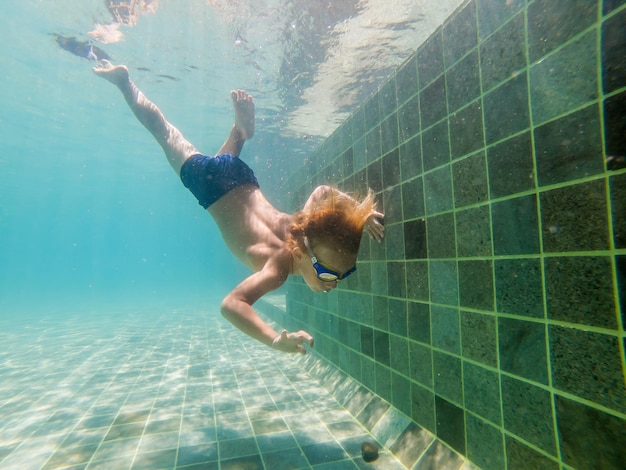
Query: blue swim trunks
180,154,260,209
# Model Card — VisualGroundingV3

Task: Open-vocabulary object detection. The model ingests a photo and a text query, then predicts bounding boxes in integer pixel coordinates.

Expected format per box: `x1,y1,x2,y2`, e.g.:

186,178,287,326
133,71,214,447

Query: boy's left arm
220,261,314,354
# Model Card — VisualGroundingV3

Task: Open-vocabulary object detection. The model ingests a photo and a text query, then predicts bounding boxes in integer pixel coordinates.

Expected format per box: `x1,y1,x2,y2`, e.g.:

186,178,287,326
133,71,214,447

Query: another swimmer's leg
214,89,255,157
93,61,199,174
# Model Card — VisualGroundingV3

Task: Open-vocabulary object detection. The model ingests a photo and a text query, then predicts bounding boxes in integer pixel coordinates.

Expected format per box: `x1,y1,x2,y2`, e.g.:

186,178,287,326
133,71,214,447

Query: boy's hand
272,329,314,354
364,211,385,242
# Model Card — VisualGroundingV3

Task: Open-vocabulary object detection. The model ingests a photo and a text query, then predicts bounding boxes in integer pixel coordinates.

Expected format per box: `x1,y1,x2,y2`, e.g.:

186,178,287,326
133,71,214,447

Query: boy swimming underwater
93,60,384,354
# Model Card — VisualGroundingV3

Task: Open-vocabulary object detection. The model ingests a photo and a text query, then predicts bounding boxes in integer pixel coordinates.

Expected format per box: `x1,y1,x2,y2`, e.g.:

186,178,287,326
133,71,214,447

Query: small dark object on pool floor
361,441,379,462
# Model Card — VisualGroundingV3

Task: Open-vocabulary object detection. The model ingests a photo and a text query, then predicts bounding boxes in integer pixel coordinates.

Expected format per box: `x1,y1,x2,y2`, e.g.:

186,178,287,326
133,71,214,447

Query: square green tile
550,326,625,413
375,363,392,401
540,179,610,252
374,330,390,366
487,131,535,198
399,135,422,182
458,260,494,310
401,177,425,220
555,395,626,469
534,104,603,186
363,160,383,193
461,311,497,367
385,223,405,259
498,317,548,384
404,219,427,259
429,260,458,306
417,27,444,88
431,306,460,354
435,395,465,454
396,54,418,106
407,301,430,344
530,30,598,125
449,101,485,160
364,94,381,132
381,114,399,156
505,435,559,470
398,96,420,144
353,136,367,172
361,357,376,391
476,0,526,40
391,371,412,416
389,299,408,336
373,295,389,330
463,361,502,425
479,11,526,91
501,375,556,455
379,76,398,119
361,326,374,358
492,194,540,255
411,383,436,432
433,351,463,404
466,414,505,470
390,335,409,376
495,258,544,318
424,166,453,215
446,50,480,112
455,205,492,257
366,129,382,165
422,120,451,171
452,151,489,207
527,0,597,62
406,261,429,302
370,262,388,296
442,1,477,68
427,213,456,259
409,340,433,386
420,75,448,129
545,256,617,329
387,262,407,298
382,145,400,188
483,73,530,145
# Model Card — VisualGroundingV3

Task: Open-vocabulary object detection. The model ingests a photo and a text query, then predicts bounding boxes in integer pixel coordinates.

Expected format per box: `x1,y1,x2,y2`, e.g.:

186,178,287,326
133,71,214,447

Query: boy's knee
220,297,234,319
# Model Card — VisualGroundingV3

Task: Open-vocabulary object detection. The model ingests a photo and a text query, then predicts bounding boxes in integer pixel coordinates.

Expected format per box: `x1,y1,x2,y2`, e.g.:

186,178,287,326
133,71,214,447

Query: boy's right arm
220,263,314,354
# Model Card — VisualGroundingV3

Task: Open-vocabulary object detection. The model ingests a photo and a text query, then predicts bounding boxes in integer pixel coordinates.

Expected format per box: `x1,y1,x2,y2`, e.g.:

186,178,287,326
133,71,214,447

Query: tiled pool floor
0,308,405,469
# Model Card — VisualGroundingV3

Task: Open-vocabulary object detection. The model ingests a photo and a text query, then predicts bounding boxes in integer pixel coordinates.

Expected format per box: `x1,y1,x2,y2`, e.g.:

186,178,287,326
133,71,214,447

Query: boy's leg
93,61,199,175
214,89,255,157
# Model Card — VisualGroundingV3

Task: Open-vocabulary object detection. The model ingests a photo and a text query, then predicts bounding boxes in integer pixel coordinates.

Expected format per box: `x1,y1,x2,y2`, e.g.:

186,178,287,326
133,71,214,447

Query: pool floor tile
0,309,406,469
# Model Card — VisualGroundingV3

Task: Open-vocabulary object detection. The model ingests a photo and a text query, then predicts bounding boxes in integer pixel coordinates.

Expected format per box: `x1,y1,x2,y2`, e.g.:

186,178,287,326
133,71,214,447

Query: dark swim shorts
180,154,260,209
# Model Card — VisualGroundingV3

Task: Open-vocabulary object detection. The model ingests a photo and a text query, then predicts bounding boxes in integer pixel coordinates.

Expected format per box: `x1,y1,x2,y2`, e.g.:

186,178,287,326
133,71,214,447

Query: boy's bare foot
231,89,255,140
92,60,130,87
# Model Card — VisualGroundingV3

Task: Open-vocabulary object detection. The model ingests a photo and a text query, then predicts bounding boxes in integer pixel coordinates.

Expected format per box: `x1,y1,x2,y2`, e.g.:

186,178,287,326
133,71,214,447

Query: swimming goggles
303,236,356,282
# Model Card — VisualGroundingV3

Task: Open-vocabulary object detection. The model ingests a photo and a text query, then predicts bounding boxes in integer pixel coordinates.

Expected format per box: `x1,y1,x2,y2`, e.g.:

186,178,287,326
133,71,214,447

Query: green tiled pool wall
257,299,476,470
266,1,626,469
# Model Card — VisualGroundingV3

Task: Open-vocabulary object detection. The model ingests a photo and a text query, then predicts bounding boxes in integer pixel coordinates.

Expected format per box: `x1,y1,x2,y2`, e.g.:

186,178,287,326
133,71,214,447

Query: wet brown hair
288,187,377,255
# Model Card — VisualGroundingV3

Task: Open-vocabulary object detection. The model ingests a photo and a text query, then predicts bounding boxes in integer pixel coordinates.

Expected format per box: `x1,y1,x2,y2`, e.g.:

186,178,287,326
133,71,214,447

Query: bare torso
208,184,294,273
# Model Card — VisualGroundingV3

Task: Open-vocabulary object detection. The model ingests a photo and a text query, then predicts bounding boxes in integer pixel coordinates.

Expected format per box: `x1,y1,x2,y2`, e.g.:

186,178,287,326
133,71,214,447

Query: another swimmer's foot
231,89,255,140
93,60,130,88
